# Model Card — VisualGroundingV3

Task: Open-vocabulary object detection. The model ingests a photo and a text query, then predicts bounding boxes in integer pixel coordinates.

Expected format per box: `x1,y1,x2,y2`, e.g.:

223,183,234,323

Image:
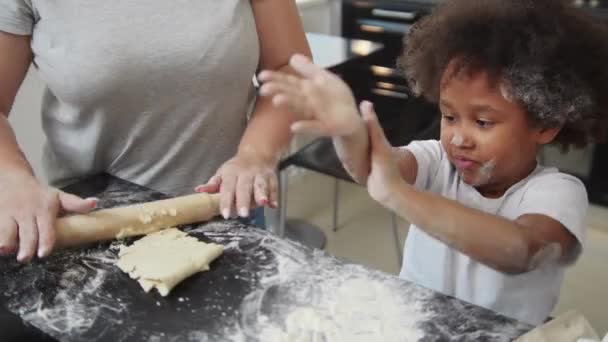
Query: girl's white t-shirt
400,140,588,325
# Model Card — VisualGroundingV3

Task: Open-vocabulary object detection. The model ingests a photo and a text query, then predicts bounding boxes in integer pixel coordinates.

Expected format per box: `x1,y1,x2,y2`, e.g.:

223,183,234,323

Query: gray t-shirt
0,1,260,195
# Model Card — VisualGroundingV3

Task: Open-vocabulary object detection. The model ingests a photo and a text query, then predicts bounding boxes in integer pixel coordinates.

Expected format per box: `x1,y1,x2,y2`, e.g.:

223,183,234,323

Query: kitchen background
9,0,608,335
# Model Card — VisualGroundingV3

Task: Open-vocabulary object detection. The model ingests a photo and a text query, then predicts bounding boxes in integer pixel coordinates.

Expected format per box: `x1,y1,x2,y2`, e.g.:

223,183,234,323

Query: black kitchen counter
1,174,533,341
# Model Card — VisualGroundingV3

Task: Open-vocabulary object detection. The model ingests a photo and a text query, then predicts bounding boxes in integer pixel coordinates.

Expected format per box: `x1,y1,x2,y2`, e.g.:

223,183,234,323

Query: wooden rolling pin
55,193,220,248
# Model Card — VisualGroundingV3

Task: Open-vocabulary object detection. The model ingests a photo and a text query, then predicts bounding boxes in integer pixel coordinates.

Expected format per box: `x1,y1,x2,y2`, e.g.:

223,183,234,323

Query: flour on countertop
4,241,127,338
192,222,431,342
2,221,430,342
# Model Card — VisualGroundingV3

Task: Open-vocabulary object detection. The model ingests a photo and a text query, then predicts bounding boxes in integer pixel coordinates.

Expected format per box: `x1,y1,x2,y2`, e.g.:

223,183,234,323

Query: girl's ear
536,126,562,145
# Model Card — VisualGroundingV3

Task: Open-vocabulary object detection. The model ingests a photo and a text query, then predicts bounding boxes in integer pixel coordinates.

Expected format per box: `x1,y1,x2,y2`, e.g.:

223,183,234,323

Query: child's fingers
289,54,324,79
258,70,296,83
290,120,327,135
258,70,302,96
272,94,310,117
269,72,302,91
257,70,279,83
259,83,284,97
360,100,379,129
259,69,301,87
259,81,299,98
260,79,311,115
260,78,322,122
259,73,325,114
361,101,390,149
300,78,327,101
360,100,376,120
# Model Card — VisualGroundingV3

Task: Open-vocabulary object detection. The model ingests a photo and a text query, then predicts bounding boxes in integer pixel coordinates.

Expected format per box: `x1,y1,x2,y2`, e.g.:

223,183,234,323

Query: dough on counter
116,228,224,296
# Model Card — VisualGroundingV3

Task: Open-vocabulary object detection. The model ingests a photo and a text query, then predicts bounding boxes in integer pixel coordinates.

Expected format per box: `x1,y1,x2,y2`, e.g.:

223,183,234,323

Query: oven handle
372,9,417,21
372,88,409,100
358,19,411,34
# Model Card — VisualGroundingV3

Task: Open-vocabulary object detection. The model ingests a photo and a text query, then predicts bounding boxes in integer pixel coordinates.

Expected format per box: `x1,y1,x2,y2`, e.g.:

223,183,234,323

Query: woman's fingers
253,174,269,207
219,175,237,219
195,175,222,194
17,215,38,263
268,173,279,209
0,217,18,256
36,210,57,258
235,173,255,218
58,191,97,214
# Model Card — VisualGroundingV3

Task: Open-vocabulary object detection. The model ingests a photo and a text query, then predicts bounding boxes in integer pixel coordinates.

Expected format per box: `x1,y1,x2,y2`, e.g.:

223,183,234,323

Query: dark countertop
1,174,533,341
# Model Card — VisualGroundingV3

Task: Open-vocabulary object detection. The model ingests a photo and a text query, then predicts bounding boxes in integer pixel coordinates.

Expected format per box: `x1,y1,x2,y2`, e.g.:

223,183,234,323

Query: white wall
8,68,46,180
296,0,341,35
290,0,340,154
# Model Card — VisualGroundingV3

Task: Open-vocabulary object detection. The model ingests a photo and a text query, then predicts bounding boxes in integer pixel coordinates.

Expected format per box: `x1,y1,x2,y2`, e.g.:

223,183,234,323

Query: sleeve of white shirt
516,172,588,264
401,139,444,192
0,0,34,35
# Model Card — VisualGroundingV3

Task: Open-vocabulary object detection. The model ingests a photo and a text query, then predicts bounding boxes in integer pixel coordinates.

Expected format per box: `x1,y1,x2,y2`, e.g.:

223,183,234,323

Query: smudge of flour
472,159,496,186
451,134,464,147
3,241,127,340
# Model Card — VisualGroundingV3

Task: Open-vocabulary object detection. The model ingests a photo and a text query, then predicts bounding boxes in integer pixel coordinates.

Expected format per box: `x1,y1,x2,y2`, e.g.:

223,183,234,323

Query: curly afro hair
398,0,608,149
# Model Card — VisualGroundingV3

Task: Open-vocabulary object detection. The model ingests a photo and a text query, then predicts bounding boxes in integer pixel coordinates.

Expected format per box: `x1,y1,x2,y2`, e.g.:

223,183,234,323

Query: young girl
258,0,608,325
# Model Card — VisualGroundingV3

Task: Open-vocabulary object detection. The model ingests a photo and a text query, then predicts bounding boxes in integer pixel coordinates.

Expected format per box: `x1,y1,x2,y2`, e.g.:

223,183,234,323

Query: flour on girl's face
472,159,496,186
450,134,464,147
500,82,516,103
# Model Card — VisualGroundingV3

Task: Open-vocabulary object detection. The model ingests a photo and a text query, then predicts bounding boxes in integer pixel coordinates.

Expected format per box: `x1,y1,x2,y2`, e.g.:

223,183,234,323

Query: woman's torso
25,1,260,194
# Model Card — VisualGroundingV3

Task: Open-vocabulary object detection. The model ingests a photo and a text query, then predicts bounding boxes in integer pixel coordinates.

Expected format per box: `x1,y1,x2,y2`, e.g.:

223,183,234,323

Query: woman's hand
0,171,97,262
258,54,362,137
195,150,278,219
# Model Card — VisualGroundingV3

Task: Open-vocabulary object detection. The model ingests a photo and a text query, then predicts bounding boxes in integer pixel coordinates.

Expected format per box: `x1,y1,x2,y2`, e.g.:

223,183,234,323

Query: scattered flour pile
198,222,432,342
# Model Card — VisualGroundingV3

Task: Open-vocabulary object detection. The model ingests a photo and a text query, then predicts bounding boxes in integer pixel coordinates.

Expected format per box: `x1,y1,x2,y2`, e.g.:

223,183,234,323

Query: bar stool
275,106,440,265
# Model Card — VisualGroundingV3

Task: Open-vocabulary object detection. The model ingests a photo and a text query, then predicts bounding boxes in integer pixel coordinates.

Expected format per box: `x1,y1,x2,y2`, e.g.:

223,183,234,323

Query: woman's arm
0,32,96,261
196,0,311,218
244,0,311,162
0,32,34,176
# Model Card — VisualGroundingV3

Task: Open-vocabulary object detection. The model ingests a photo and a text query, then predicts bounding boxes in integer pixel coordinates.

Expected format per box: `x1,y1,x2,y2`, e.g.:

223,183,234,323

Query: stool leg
332,178,340,232
277,168,289,238
391,212,403,267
